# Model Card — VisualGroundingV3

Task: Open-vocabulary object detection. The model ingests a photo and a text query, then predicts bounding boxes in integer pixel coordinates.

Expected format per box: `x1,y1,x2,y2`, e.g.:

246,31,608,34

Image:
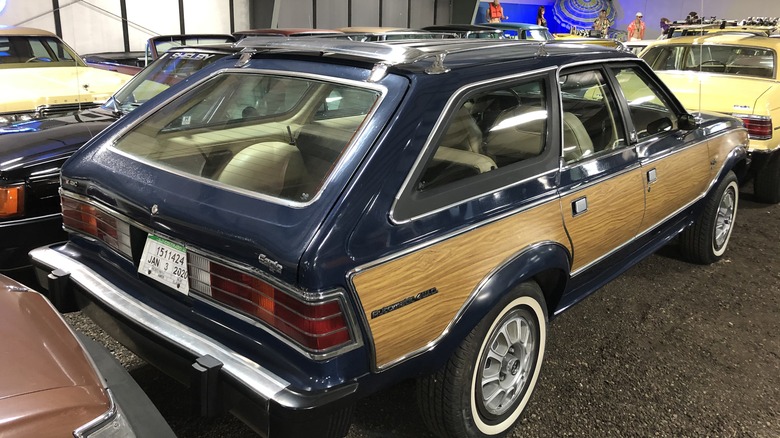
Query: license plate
138,234,189,295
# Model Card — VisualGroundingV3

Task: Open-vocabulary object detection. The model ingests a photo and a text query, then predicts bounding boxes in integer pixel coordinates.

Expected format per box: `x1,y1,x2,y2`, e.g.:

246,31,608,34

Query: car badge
258,254,283,274
82,83,90,91
151,204,159,215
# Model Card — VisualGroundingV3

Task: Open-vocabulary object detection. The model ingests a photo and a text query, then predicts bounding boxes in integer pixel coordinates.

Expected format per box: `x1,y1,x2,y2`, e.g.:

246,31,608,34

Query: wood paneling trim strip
351,200,570,368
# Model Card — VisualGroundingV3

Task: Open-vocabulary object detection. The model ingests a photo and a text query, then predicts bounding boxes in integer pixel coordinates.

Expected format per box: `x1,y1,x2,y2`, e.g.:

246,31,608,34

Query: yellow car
641,34,780,203
0,26,130,124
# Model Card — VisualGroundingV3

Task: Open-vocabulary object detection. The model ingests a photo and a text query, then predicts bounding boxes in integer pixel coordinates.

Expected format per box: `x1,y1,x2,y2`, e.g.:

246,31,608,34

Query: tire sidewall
711,178,739,257
468,291,547,436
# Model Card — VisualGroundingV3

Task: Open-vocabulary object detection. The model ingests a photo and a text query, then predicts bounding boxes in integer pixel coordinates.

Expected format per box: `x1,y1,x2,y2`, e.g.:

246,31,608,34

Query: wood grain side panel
641,143,711,231
560,169,645,272
351,201,570,368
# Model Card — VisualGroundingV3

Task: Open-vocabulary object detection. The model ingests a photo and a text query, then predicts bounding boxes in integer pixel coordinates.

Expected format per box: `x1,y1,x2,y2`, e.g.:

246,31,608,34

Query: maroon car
0,274,172,436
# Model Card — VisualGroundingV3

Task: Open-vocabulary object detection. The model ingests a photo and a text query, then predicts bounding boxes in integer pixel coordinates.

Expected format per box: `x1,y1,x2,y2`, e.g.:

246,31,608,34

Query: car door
557,66,646,274
607,64,711,234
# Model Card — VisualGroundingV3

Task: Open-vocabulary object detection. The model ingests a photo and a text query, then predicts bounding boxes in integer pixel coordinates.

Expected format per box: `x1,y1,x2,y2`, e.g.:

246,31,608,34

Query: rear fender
422,242,570,369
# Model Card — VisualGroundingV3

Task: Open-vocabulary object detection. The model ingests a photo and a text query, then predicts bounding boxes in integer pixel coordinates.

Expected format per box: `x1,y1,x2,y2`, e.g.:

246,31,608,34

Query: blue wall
475,2,567,33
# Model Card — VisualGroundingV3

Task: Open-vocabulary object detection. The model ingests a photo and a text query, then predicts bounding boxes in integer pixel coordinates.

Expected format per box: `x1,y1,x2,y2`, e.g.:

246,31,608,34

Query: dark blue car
31,37,748,437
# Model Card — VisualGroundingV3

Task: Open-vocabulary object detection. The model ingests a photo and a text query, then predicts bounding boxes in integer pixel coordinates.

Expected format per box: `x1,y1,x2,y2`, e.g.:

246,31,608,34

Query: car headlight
0,184,25,219
73,390,136,438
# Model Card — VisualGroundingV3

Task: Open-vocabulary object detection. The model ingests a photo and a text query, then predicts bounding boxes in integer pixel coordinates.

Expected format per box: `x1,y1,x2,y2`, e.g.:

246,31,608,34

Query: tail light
188,253,353,353
0,185,24,219
61,195,132,257
735,114,772,140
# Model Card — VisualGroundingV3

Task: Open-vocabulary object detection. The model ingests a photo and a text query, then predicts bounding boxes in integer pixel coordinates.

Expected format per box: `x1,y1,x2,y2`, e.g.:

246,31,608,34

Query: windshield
111,73,381,203
106,50,230,114
0,36,81,67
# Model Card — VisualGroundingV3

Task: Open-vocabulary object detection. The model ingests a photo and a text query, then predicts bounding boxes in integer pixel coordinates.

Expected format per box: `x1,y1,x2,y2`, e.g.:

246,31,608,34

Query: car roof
422,24,503,32
235,28,344,37
648,33,780,49
167,43,241,55
338,26,407,33
235,37,626,74
486,22,548,31
0,25,58,37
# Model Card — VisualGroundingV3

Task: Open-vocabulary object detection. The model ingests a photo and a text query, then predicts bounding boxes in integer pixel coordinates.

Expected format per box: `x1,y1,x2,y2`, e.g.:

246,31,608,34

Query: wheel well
732,156,751,184
532,268,567,317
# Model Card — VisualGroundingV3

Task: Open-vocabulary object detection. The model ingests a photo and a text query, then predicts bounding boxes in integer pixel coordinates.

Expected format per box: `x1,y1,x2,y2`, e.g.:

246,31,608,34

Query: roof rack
235,36,432,65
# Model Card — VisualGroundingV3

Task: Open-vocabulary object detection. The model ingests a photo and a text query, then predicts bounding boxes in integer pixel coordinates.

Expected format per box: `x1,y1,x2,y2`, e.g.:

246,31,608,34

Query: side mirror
647,117,673,134
678,113,698,131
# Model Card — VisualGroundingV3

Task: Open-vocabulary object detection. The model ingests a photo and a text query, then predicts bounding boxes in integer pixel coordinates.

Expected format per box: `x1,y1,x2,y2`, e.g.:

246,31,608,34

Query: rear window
643,45,776,79
111,72,380,203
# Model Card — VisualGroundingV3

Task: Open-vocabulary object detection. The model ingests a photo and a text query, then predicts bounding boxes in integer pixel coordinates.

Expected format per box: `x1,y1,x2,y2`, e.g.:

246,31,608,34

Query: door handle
572,197,588,216
647,168,657,184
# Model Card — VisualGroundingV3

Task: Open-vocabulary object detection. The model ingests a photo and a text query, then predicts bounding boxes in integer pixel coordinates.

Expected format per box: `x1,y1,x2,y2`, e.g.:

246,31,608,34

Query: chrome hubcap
479,309,535,416
714,187,735,249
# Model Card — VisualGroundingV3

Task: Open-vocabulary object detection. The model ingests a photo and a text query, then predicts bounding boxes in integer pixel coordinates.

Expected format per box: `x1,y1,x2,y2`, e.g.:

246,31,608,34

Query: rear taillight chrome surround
60,191,360,358
61,194,132,257
733,114,773,140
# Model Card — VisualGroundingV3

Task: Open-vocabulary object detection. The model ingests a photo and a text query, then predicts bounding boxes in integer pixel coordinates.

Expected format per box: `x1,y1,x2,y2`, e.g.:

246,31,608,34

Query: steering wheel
25,56,51,63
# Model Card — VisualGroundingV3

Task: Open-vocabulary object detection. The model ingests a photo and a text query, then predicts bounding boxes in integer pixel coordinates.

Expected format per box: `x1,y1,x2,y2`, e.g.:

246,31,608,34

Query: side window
417,78,548,191
29,39,53,61
611,67,677,142
559,69,627,163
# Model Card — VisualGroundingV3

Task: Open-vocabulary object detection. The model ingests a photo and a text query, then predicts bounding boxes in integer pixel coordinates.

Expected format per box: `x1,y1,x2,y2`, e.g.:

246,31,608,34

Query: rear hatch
58,58,404,354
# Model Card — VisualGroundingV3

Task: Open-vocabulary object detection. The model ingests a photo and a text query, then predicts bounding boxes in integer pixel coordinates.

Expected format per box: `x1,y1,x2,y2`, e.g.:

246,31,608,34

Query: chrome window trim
30,246,291,404
390,66,559,224
59,190,364,360
351,241,565,371
104,67,389,209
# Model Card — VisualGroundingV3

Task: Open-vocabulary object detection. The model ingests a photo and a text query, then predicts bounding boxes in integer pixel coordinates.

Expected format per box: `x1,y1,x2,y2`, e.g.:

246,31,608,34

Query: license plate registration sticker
138,235,189,294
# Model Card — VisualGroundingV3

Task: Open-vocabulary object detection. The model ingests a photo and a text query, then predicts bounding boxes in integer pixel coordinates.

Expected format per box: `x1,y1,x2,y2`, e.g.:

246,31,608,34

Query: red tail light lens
188,253,352,353
735,115,772,140
61,195,132,257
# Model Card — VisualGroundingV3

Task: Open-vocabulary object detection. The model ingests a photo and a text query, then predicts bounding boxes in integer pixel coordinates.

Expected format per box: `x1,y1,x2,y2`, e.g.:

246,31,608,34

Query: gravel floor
63,191,780,438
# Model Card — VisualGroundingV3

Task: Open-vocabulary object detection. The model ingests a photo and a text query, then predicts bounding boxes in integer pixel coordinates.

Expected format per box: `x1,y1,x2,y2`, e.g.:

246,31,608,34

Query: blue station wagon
31,38,748,437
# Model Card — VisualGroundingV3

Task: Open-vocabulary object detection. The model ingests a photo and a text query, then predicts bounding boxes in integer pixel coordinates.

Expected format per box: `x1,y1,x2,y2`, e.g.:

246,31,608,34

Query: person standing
659,17,671,38
486,0,508,23
593,9,611,38
627,12,646,41
537,6,547,27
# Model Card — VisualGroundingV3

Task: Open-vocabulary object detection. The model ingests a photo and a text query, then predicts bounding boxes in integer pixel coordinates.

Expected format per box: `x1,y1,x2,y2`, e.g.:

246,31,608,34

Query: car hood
0,276,108,403
654,71,775,116
0,66,129,113
0,117,114,179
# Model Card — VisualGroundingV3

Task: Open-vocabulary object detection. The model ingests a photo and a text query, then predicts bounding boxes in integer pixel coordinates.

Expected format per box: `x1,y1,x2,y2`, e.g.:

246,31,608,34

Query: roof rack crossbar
235,36,431,65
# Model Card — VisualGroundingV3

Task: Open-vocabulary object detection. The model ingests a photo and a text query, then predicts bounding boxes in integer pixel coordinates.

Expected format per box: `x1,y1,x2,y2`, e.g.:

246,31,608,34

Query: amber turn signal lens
0,185,24,218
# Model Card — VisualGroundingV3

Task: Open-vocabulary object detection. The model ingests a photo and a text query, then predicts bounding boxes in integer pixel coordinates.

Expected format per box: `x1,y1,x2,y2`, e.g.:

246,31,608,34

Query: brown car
0,274,172,437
